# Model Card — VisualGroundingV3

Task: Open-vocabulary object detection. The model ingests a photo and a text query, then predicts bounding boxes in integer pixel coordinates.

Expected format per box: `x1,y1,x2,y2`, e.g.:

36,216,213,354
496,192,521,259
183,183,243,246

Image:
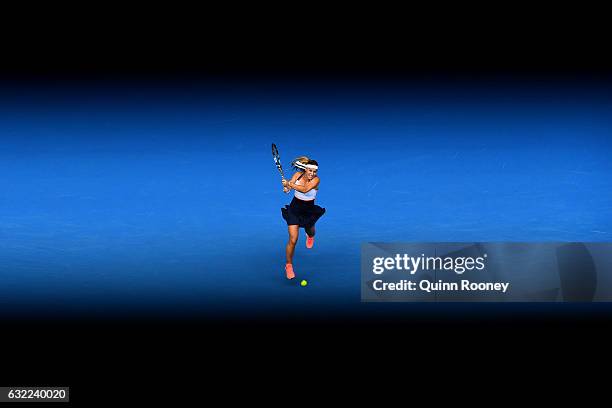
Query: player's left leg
305,225,315,249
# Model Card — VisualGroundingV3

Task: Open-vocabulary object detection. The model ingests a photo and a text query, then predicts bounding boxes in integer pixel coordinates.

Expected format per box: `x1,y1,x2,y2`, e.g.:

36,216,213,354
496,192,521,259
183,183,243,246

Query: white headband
294,161,318,170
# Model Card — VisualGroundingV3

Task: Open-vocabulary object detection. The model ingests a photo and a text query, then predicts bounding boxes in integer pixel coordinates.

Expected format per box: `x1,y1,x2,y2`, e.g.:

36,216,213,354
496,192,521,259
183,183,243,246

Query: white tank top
294,174,317,201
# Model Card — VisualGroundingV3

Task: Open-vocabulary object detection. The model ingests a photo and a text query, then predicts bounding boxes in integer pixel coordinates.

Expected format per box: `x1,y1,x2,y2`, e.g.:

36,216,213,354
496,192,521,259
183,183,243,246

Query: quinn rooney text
372,279,510,293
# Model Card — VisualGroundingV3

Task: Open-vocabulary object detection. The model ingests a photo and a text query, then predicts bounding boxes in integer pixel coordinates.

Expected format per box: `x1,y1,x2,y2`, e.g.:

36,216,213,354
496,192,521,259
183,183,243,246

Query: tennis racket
271,143,285,181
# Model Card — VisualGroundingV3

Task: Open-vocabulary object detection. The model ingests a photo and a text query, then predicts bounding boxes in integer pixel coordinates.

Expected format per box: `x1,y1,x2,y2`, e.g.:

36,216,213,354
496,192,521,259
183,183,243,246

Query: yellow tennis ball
300,280,308,287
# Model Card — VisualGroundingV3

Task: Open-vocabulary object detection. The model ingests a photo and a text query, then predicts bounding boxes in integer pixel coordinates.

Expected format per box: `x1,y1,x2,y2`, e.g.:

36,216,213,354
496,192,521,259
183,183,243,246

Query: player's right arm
282,172,301,193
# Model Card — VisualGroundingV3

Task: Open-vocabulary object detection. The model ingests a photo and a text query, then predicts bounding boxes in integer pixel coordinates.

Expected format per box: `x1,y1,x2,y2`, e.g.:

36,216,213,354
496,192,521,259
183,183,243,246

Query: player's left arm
282,172,302,191
289,177,320,193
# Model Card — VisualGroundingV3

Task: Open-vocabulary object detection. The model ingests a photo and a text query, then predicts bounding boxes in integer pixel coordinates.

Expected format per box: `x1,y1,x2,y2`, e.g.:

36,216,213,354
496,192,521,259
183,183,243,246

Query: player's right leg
285,225,299,279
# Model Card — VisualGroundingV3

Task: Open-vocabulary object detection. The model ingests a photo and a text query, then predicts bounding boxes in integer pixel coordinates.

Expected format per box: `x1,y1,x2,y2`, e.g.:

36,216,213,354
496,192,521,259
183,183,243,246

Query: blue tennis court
1,78,611,319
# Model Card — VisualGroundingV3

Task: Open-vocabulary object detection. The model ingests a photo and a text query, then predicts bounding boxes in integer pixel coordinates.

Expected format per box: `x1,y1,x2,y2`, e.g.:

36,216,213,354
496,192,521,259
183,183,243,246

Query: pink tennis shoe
285,263,295,280
306,235,315,249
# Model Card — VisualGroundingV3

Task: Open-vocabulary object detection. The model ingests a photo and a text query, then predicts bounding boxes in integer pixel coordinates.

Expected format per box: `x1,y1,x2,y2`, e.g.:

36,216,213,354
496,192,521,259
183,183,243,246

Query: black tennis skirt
281,197,326,228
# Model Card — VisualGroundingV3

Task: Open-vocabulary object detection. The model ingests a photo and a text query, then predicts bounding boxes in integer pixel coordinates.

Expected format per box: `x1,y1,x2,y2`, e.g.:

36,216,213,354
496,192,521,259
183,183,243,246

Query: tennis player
281,156,326,280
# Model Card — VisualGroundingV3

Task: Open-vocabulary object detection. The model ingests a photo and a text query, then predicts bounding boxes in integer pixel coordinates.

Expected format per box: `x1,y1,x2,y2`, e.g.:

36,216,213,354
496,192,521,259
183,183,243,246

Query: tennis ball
300,280,308,287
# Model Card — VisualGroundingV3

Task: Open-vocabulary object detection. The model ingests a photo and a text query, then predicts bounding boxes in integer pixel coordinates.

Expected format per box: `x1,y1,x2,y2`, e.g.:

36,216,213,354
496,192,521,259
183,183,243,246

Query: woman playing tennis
281,156,326,280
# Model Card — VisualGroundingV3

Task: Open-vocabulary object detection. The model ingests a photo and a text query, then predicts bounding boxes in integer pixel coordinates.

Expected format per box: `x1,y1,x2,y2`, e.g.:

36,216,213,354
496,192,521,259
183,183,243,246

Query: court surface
1,78,611,319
